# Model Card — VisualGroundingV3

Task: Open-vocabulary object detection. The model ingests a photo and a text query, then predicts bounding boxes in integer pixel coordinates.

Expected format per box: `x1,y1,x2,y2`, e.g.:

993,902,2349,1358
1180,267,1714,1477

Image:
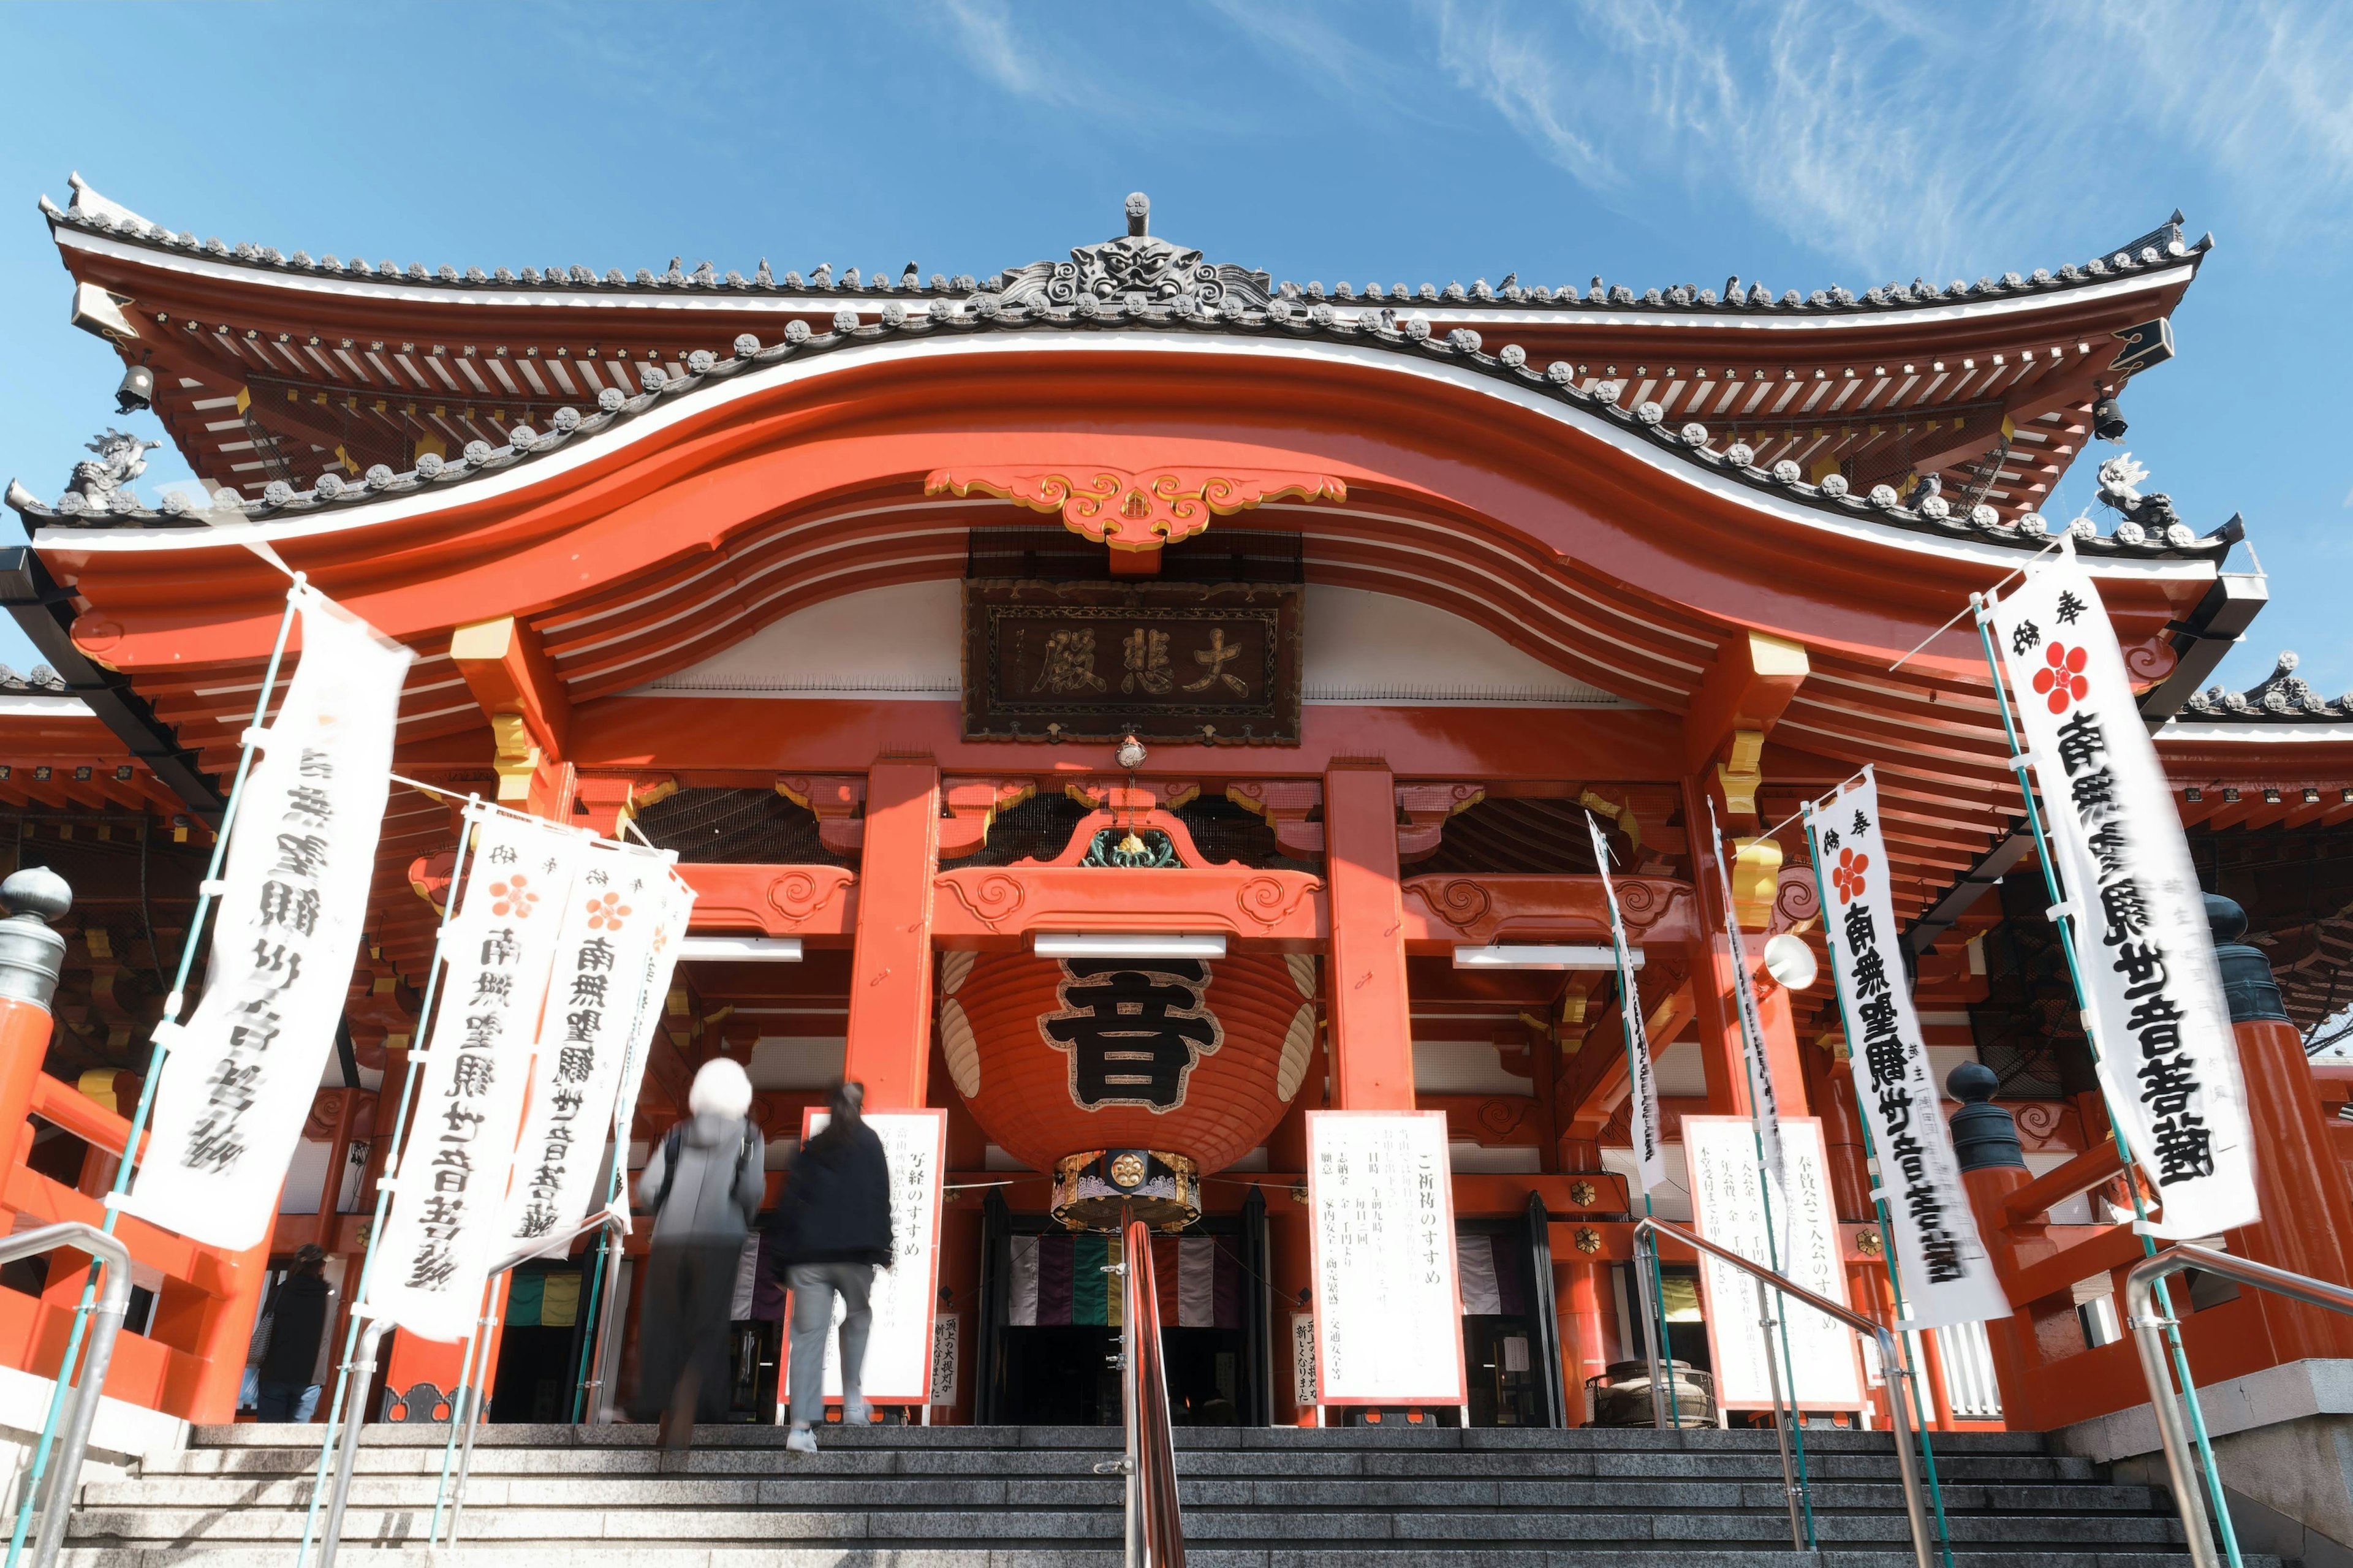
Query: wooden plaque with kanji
961,578,1303,744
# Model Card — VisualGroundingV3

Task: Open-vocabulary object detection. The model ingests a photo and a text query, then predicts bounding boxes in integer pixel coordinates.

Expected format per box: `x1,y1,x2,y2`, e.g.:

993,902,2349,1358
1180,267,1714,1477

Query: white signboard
1684,1115,1863,1411
1990,548,2256,1239
365,812,586,1341
1290,1312,1318,1408
1588,812,1667,1194
497,841,692,1249
1806,774,2009,1330
121,589,411,1249
788,1108,947,1405
930,1314,961,1406
1306,1110,1466,1406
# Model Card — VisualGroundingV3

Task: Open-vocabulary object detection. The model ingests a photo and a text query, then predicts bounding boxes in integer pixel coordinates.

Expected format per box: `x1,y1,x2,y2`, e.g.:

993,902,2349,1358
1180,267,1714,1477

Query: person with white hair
766,1079,893,1454
631,1055,765,1449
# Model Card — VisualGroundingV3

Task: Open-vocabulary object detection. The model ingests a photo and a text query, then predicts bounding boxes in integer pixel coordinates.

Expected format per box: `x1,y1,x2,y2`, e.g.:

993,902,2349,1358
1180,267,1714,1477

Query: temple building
4,176,2353,1545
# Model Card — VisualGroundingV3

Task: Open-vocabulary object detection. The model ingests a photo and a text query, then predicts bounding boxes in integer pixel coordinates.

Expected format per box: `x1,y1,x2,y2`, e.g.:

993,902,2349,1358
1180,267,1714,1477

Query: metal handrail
0,1222,132,1568
1635,1217,1935,1568
2126,1244,2353,1568
314,1206,628,1568
1093,1213,1183,1567
439,1209,630,1548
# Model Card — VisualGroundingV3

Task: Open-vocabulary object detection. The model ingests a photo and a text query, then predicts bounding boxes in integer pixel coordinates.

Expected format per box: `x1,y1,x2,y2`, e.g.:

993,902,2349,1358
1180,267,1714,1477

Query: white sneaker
786,1425,819,1455
843,1397,871,1425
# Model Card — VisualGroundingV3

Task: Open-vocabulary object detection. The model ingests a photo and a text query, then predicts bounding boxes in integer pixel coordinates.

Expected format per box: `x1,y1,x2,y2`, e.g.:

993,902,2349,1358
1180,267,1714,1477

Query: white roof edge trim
53,224,2190,333
2158,721,2353,745
34,330,2219,585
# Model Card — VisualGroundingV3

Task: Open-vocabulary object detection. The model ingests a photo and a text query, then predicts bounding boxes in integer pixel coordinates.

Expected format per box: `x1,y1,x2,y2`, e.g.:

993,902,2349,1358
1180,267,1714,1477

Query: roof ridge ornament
2184,650,2353,721
980,192,1273,316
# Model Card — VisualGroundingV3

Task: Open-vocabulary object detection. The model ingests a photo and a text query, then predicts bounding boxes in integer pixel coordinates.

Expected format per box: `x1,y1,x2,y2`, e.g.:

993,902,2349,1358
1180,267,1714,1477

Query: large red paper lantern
938,949,1316,1176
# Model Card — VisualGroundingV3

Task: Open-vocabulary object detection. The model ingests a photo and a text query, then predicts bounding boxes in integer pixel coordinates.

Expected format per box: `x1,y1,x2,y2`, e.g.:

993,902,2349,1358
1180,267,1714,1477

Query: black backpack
649,1121,756,1216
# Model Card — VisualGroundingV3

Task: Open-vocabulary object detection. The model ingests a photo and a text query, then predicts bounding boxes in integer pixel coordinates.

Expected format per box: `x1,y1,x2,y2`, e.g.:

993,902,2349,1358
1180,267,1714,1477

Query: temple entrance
976,1205,1267,1426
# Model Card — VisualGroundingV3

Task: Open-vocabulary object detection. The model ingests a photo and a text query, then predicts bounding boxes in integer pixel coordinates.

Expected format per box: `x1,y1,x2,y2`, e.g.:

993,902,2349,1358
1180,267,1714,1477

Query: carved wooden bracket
778,775,868,856
939,778,1036,860
1228,780,1483,862
1226,781,1324,858
926,464,1347,556
575,773,676,838
1396,782,1485,863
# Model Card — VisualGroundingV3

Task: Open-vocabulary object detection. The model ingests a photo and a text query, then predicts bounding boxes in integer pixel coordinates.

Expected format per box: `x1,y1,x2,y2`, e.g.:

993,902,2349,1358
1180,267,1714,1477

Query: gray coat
637,1110,766,1244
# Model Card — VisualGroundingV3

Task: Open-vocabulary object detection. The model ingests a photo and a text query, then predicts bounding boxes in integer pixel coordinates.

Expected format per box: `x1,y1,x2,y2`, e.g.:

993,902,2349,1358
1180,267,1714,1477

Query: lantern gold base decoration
1050,1149,1199,1232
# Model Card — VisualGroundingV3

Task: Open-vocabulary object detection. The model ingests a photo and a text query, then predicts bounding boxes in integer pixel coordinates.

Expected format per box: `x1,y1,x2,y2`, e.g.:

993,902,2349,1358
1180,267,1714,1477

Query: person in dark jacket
631,1056,767,1449
767,1080,892,1454
257,1244,331,1423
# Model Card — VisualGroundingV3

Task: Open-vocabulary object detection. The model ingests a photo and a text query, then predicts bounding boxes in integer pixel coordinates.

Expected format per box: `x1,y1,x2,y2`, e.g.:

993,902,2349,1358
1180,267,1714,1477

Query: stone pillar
2210,895,2353,1363
844,760,942,1110
1322,765,1414,1109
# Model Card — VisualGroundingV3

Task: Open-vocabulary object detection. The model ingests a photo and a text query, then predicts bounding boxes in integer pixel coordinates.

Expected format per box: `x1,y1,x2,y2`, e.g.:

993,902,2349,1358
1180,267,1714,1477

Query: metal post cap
0,866,71,1012
0,866,71,923
1946,1060,2025,1172
2206,892,2287,1025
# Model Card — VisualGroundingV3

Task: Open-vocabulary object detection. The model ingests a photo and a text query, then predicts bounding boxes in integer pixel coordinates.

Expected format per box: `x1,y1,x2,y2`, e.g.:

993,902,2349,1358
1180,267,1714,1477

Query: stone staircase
56,1420,2248,1567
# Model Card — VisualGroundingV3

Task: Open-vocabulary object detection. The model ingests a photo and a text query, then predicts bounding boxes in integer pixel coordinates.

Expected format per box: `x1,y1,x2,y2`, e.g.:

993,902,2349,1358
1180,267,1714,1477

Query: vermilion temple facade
4,179,2351,1504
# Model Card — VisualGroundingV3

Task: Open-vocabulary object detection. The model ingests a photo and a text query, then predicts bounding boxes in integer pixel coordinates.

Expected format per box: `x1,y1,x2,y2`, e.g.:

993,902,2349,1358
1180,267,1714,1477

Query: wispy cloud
1228,0,2353,276
933,0,1106,109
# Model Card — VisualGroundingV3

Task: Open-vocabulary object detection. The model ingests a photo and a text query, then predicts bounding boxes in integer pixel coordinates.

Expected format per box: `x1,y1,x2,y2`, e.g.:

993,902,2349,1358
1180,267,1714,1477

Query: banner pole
1797,797,1956,1568
1588,816,1684,1428
1970,592,2241,1567
570,1157,623,1423
294,795,483,1568
1706,800,1816,1547
3,578,306,1568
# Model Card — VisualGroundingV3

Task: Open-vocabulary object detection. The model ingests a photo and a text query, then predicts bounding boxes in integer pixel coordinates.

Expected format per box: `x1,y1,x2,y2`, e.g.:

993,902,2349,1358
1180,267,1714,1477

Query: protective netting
629,787,848,866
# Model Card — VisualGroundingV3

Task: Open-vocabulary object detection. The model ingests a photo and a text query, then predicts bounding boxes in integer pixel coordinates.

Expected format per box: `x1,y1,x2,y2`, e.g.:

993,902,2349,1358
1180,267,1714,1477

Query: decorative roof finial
1125,192,1149,239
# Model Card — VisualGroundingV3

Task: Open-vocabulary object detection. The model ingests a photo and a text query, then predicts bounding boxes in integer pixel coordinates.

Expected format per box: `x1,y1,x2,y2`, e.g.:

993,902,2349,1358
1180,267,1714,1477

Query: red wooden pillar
1951,1066,2063,1431
2213,904,2353,1362
844,760,941,1110
1322,764,1413,1110
1558,1257,1610,1423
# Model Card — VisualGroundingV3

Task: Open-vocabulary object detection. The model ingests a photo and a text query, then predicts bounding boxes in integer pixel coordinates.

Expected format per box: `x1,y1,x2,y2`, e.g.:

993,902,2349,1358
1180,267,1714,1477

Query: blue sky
2,1,2346,696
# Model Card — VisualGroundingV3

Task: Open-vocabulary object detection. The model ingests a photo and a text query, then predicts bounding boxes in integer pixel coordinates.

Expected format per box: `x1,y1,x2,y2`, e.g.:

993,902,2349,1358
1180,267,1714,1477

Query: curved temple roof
6,278,2237,563
40,173,2208,323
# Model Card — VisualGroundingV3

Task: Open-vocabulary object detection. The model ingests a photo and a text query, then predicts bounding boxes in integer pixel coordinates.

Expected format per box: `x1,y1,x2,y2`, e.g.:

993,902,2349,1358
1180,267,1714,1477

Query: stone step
80,1473,2167,1515
64,1504,2190,1548
149,1443,2102,1484
59,1535,2240,1563
184,1422,2058,1455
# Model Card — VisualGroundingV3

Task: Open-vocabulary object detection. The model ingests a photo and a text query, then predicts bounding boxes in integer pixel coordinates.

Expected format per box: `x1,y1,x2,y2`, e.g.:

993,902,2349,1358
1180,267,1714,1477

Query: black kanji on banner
1040,959,1225,1109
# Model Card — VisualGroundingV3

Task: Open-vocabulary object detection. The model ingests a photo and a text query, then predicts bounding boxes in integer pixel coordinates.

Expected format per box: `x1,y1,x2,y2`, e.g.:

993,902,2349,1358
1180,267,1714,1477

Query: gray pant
786,1262,874,1429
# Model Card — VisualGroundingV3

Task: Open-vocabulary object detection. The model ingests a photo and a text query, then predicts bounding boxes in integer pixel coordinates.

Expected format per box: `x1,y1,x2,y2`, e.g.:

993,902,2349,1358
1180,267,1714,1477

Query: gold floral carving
926,465,1347,554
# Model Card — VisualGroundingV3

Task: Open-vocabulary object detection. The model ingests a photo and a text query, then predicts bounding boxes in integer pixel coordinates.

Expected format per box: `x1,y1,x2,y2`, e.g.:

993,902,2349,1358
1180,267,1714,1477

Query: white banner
1705,797,1791,1238
365,812,587,1341
498,842,692,1249
790,1108,947,1406
1306,1110,1465,1405
1990,550,2256,1238
1686,1115,1863,1409
121,588,411,1249
1588,812,1667,1195
1806,774,2009,1329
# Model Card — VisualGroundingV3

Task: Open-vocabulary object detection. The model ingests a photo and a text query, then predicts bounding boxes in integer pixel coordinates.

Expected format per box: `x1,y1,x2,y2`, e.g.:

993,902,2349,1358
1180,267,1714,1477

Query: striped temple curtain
1006,1233,1244,1329
1454,1233,1528,1316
